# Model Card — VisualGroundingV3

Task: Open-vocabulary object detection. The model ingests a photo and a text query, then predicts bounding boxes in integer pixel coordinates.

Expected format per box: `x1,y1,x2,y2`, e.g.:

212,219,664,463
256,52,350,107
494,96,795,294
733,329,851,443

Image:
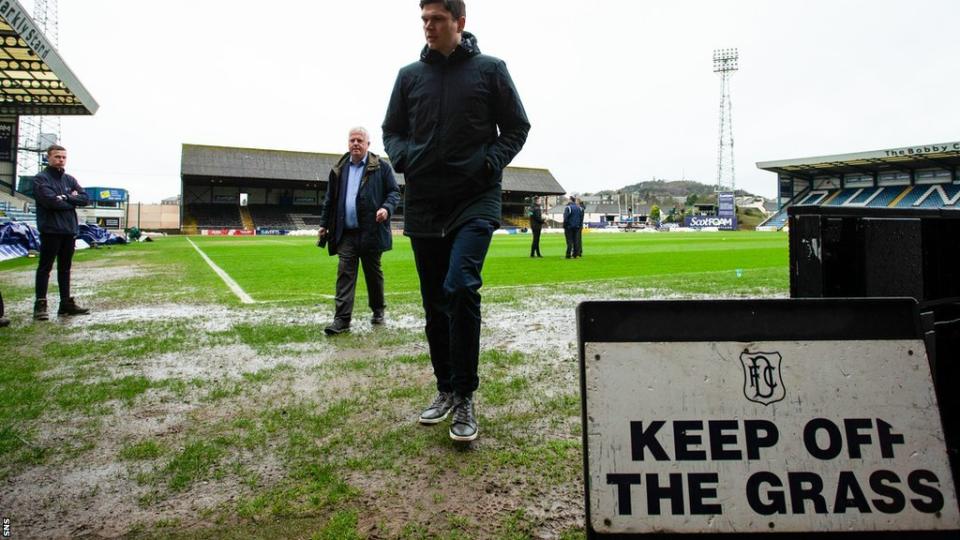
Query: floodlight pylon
713,48,738,194
17,0,61,178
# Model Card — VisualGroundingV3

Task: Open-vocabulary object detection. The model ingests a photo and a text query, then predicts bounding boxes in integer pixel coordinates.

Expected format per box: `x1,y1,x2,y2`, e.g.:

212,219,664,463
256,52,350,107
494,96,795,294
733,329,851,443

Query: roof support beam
909,154,958,171
844,163,887,177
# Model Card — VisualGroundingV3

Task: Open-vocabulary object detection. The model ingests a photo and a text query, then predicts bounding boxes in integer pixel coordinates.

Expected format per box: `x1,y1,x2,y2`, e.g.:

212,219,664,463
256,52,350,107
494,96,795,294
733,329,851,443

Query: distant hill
593,180,761,202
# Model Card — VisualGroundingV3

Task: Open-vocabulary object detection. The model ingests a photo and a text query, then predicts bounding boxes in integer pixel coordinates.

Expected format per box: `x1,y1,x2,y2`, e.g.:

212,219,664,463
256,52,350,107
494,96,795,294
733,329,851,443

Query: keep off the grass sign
578,299,960,538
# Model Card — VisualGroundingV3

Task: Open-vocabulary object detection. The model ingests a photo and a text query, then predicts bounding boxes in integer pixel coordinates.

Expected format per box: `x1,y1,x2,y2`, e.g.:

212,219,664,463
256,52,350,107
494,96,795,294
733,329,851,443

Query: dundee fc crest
739,351,785,405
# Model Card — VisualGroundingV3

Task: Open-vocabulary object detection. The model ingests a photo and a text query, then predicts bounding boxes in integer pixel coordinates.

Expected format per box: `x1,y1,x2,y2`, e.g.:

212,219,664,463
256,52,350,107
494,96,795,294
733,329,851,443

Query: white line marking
186,238,256,304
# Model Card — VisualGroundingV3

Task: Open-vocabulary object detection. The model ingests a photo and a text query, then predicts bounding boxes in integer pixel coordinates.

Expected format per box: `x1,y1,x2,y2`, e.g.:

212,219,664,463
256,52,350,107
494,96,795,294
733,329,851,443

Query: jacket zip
437,60,448,238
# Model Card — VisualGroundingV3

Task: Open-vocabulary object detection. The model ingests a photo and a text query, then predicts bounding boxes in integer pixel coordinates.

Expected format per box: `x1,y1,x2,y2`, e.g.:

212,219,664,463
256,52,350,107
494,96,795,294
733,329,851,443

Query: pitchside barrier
788,206,960,495
577,299,960,538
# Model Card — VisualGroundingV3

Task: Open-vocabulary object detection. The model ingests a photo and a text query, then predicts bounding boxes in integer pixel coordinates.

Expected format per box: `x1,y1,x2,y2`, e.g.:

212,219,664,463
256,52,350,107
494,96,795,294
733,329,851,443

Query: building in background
179,144,565,234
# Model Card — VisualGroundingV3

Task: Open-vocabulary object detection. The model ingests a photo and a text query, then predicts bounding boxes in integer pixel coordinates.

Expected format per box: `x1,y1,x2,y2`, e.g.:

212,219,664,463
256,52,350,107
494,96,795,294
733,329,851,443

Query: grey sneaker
418,391,455,425
449,395,478,442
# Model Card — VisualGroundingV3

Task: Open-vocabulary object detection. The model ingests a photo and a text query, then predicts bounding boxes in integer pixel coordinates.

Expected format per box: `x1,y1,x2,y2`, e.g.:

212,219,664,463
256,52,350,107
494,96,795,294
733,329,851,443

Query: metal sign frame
578,298,959,539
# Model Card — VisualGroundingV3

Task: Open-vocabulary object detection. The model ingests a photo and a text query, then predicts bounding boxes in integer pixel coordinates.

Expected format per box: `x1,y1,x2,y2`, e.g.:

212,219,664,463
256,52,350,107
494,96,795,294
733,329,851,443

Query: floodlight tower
17,0,61,178
713,48,738,193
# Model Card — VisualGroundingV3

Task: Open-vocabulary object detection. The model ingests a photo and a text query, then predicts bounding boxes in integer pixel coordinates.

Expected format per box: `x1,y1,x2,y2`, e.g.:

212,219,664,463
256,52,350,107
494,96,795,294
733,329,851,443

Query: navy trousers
410,218,495,397
564,227,577,258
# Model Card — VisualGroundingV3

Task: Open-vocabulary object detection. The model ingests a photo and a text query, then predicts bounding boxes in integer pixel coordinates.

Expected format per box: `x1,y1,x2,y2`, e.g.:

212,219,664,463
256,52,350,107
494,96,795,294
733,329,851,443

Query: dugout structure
0,0,98,197
179,144,565,234
756,141,960,230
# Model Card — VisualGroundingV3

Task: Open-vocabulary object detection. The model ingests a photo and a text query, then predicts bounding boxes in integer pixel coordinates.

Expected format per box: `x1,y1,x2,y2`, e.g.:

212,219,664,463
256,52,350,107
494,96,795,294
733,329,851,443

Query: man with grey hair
318,127,400,335
383,0,530,442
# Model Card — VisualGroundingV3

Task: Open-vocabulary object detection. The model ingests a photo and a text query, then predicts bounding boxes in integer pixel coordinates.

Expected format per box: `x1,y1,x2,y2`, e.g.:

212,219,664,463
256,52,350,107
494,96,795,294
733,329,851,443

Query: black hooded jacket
382,32,530,237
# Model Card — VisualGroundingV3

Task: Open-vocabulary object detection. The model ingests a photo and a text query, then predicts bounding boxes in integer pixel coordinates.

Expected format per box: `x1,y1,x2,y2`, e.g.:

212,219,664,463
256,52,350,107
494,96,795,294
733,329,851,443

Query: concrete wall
126,203,181,230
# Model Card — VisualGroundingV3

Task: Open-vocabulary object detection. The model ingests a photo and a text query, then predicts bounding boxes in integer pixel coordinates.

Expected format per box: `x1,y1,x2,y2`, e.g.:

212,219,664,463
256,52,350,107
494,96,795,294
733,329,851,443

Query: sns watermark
2,516,10,537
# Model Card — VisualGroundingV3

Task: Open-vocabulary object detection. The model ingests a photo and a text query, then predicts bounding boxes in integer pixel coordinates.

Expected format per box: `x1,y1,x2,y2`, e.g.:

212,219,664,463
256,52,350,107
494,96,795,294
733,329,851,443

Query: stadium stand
0,199,37,227
848,187,877,206
239,207,255,230
821,189,854,206
758,188,809,229
864,186,906,207
759,208,788,230
186,203,243,229
810,186,910,208
891,186,924,208
912,184,960,208
246,205,331,231
795,190,830,206
247,204,295,229
756,141,960,230
180,144,565,234
296,215,324,228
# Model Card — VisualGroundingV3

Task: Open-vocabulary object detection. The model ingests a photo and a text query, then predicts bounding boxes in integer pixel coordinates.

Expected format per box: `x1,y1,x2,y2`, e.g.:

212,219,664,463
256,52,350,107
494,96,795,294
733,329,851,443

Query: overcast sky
43,0,960,203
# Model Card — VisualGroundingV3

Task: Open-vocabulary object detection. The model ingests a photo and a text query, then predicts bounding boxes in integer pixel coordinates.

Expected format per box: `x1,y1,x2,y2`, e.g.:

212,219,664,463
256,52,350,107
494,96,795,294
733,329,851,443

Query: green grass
183,231,787,303
120,440,166,461
312,510,361,540
0,232,786,308
0,230,789,539
55,375,154,412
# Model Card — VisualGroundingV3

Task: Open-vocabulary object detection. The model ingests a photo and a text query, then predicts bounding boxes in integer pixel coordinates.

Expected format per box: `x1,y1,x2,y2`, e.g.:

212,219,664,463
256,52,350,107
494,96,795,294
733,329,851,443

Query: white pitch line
186,238,256,304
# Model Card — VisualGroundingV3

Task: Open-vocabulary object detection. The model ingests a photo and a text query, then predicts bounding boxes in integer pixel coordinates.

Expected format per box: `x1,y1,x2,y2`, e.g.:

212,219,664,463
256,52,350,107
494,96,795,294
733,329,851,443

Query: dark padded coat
33,166,89,235
528,203,544,230
319,152,400,256
382,32,530,237
563,202,583,229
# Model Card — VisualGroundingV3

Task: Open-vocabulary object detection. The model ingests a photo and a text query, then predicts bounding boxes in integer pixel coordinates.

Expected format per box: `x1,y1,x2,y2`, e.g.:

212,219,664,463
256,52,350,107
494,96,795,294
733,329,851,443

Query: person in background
318,127,400,336
528,197,544,257
562,195,583,259
0,290,9,327
33,144,90,321
575,197,586,257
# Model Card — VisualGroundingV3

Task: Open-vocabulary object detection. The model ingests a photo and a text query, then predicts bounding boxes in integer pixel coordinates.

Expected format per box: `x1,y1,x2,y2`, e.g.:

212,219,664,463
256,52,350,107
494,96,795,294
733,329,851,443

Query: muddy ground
0,258,784,539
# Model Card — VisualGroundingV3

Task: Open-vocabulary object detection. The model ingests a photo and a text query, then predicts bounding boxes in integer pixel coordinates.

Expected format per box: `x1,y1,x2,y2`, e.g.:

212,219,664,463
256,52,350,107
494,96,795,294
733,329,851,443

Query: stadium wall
127,202,181,232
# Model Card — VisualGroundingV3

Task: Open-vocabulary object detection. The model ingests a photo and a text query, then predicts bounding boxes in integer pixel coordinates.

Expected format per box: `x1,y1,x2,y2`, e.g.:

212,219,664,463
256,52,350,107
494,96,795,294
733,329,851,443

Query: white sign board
585,339,959,534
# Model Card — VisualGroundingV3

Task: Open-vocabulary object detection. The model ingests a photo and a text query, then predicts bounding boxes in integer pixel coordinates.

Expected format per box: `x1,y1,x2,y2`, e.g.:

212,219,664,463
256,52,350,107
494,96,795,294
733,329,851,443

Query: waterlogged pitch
0,230,790,538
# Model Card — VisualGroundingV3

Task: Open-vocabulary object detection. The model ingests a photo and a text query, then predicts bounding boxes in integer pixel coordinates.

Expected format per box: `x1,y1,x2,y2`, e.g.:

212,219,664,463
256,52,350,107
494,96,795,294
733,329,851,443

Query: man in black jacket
528,198,544,257
563,196,583,259
383,0,530,442
33,144,90,321
318,127,400,336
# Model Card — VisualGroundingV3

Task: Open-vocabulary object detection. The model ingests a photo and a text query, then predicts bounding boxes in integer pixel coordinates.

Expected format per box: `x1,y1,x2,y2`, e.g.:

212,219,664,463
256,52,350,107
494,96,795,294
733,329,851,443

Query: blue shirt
344,154,367,229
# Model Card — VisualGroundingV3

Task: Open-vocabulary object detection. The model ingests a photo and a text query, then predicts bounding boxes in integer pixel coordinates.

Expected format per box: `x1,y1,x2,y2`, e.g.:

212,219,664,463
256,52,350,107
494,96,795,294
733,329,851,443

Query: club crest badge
739,351,785,405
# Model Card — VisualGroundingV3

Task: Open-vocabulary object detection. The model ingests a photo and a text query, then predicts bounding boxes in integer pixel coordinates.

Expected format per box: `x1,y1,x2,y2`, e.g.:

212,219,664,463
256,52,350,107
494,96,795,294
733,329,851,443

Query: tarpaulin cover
78,223,127,246
0,221,40,260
